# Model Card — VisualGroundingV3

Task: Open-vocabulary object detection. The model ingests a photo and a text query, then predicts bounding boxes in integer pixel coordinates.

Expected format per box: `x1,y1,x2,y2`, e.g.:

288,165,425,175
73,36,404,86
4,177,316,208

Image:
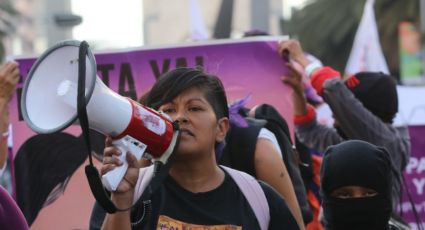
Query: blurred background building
3,0,306,57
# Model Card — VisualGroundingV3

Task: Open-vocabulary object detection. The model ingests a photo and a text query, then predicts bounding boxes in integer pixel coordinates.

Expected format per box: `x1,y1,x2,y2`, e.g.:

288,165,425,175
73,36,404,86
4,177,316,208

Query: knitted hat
346,72,398,123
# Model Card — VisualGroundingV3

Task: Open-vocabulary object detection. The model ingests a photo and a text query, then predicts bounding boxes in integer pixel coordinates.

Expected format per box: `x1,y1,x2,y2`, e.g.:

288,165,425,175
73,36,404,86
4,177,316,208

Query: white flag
189,0,209,41
345,0,389,75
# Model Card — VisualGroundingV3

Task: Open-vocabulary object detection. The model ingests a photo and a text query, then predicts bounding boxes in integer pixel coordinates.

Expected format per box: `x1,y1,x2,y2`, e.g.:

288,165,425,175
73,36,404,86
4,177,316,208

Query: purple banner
13,38,293,152
400,125,425,229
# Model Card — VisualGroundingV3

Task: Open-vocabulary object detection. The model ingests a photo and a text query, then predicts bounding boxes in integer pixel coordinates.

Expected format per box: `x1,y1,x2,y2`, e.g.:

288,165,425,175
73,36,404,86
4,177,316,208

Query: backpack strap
221,165,270,230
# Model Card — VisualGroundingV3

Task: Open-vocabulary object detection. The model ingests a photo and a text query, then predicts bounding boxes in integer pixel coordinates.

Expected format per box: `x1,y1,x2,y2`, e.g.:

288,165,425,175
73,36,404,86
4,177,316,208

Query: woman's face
158,87,228,159
331,186,378,199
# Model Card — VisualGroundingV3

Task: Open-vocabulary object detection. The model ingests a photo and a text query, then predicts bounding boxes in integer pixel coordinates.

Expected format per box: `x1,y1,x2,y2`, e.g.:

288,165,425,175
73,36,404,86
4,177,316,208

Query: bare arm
278,42,344,152
281,62,308,116
0,99,9,169
254,138,305,230
0,61,20,170
283,61,344,152
101,193,133,230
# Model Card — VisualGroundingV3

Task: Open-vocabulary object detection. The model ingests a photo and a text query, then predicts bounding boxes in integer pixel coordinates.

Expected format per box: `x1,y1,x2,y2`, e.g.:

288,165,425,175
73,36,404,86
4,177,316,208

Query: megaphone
21,40,179,192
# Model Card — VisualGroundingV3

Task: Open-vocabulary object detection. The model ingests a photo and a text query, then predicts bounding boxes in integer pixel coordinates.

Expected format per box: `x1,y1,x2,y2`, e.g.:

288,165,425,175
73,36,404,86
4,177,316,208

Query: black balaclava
320,140,393,230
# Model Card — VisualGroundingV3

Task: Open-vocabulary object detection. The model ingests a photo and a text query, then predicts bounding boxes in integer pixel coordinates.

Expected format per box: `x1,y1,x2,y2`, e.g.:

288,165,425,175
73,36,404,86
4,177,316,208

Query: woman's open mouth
180,128,194,136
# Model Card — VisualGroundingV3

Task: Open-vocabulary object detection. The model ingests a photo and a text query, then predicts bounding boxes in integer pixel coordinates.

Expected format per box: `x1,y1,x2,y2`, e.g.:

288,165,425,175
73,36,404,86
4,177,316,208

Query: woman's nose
173,110,188,124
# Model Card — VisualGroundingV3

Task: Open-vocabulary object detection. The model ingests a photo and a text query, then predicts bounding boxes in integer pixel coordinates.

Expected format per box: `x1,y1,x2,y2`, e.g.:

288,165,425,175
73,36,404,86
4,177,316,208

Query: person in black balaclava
320,140,394,230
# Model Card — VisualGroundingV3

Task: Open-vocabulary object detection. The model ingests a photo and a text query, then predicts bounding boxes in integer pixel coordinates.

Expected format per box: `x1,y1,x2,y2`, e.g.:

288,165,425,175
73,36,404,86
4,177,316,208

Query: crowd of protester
0,37,417,230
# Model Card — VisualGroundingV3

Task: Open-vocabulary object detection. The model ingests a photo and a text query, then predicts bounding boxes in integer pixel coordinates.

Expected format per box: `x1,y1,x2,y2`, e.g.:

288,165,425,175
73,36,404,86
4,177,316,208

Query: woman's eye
162,108,175,114
335,193,351,199
189,107,202,112
364,191,377,197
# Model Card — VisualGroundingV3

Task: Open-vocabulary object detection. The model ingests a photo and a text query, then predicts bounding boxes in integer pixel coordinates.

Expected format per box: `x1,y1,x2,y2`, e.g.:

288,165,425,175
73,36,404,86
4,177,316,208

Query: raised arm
0,61,20,172
279,41,343,152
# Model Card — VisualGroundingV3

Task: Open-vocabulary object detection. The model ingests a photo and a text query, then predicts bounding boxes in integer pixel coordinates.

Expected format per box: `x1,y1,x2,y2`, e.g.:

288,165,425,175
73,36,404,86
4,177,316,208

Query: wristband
304,62,323,78
1,131,8,142
294,104,316,125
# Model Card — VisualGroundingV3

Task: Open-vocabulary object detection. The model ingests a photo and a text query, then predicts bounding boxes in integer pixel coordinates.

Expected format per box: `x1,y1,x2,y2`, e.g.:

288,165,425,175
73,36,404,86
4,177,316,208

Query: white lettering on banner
406,157,425,174
413,177,425,195
399,201,425,213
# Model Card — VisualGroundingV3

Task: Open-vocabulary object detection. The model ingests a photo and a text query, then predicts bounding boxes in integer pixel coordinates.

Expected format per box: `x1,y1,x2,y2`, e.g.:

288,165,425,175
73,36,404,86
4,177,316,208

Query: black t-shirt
141,169,299,230
89,169,300,230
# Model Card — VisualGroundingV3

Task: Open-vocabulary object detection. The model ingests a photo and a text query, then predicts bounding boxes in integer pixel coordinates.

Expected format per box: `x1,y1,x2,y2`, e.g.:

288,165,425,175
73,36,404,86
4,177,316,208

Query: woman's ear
216,117,229,143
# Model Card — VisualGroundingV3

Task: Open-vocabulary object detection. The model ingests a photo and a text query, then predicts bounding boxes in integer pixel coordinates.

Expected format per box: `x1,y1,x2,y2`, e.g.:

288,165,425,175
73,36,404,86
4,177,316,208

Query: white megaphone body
21,40,179,192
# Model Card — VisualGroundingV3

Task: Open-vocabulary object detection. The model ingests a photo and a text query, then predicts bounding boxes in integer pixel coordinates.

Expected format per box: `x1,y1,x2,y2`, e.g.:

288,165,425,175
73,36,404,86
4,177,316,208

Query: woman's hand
0,61,20,101
278,40,310,68
282,62,305,97
100,136,141,194
282,62,309,116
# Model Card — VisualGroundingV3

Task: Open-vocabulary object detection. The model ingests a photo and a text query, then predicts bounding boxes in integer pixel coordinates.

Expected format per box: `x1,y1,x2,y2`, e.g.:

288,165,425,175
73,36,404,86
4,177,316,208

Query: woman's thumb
126,152,138,168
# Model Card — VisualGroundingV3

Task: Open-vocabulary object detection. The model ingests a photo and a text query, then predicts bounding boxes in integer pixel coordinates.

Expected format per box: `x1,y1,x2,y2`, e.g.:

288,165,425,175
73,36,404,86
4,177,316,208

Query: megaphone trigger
102,135,147,192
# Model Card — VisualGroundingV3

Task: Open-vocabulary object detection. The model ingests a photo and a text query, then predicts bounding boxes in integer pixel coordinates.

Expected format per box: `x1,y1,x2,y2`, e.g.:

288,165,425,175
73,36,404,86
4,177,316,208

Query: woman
101,67,299,229
320,140,398,230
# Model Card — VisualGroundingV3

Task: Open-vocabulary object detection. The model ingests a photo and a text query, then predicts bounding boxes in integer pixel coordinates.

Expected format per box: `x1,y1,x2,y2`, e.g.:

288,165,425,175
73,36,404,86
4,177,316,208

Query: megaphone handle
102,136,147,191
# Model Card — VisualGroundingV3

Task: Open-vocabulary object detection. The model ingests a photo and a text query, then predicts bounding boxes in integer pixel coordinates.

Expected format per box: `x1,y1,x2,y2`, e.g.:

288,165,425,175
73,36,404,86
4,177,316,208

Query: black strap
131,122,180,228
77,41,92,165
130,160,173,229
77,41,123,213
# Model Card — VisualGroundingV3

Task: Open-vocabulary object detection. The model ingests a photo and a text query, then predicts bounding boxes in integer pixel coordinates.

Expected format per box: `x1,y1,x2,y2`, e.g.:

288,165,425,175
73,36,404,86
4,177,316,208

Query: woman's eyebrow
187,98,208,104
163,98,207,106
160,102,174,106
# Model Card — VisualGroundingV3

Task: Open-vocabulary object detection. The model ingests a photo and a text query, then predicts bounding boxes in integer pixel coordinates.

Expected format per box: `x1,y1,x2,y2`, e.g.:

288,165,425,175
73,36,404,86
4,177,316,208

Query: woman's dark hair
14,133,88,226
145,67,229,120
